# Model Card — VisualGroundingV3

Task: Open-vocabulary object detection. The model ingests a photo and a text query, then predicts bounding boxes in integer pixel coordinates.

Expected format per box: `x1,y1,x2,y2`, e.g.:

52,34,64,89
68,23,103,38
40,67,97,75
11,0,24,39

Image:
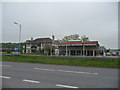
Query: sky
0,3,2,44
2,2,118,49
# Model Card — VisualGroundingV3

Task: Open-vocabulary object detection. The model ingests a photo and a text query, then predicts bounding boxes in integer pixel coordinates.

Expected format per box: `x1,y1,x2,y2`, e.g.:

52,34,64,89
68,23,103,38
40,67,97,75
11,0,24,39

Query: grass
2,55,119,68
0,52,7,54
22,52,45,55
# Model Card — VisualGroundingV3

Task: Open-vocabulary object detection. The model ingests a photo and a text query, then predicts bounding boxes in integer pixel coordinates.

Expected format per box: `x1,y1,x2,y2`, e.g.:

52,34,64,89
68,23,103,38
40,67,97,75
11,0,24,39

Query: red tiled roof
60,41,98,44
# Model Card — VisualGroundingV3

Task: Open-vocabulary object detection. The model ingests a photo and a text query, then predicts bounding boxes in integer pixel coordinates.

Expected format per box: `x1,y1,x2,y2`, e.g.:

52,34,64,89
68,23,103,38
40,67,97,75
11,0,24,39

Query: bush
6,49,13,53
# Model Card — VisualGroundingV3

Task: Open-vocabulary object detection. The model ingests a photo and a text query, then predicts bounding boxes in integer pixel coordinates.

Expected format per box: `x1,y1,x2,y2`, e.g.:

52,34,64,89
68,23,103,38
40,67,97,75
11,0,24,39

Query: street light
14,22,21,54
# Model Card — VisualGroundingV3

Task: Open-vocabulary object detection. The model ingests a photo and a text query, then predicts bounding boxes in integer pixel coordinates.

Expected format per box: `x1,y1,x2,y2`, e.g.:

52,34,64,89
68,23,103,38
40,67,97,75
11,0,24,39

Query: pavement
1,61,118,88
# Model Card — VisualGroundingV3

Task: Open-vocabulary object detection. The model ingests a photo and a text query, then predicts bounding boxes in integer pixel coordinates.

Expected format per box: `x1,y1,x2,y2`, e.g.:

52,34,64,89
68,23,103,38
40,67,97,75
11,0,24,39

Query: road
1,61,118,88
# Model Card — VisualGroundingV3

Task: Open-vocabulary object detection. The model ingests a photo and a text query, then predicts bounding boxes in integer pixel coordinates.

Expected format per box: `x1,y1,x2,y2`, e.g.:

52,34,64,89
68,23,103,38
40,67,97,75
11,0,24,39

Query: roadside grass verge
2,55,119,68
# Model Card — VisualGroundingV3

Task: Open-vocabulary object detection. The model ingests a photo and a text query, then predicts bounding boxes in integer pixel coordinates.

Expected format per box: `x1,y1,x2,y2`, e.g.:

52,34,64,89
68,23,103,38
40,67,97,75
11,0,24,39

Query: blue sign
14,46,19,52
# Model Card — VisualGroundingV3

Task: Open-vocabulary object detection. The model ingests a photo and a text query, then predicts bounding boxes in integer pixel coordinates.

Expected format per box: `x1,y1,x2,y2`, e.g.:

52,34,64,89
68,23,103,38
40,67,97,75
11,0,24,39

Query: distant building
24,38,52,53
24,36,102,56
98,46,106,56
109,49,120,56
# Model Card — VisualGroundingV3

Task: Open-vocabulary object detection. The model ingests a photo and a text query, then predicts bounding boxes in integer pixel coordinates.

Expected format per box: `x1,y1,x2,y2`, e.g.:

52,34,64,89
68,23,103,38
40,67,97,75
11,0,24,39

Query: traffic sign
14,46,19,52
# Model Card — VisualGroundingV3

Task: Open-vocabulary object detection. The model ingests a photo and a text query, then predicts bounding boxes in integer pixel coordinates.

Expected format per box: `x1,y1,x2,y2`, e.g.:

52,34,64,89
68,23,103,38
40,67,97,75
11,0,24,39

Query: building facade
56,41,99,56
24,37,101,56
24,38,52,54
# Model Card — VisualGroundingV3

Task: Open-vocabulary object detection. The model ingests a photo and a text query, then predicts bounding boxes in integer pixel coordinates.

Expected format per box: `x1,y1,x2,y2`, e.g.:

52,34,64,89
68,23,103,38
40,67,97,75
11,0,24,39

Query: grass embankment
2,55,119,68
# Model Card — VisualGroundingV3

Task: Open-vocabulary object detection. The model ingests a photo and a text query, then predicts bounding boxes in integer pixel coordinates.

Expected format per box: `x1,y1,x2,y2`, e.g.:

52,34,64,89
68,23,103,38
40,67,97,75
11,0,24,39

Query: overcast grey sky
2,2,118,49
0,3,2,43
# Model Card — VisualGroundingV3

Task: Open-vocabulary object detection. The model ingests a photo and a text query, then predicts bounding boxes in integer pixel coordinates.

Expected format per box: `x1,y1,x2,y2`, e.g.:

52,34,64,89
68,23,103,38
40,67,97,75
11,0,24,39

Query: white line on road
34,68,98,75
0,76,11,79
56,84,79,88
0,65,11,67
34,68,56,71
57,70,98,75
23,79,39,84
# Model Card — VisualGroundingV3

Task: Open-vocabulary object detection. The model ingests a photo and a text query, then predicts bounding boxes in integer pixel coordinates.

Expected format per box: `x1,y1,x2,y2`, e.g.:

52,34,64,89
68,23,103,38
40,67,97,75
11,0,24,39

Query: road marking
34,68,98,75
23,79,39,84
0,65,11,67
57,70,98,75
56,84,79,88
0,76,11,79
34,68,56,71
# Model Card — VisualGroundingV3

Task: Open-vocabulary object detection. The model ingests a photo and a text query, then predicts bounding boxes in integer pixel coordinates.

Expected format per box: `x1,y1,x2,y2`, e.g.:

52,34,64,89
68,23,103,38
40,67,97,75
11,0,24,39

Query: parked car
112,52,117,56
106,52,111,56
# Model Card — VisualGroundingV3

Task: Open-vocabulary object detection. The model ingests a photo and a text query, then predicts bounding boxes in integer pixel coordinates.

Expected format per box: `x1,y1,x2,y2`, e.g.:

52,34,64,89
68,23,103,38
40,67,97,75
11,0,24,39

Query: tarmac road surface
1,61,118,88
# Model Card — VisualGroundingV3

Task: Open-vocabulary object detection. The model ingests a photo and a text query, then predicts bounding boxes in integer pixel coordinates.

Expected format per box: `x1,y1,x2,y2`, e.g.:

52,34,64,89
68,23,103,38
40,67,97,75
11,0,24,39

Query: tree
2,42,18,48
106,48,110,52
43,44,55,55
81,35,89,41
62,34,81,41
43,44,51,55
26,40,31,43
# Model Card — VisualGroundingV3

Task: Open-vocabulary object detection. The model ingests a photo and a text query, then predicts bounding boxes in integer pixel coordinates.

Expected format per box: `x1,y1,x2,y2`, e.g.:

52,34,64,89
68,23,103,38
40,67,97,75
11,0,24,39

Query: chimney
31,38,33,41
52,35,55,40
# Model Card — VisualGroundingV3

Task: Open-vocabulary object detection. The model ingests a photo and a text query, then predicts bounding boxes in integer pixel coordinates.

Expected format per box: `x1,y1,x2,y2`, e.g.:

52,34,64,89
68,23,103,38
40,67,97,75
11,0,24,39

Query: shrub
6,49,13,53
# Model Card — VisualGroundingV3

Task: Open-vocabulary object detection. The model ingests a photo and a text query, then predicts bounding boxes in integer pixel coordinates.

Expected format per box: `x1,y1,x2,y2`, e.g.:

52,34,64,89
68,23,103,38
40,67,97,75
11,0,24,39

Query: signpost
14,46,19,52
13,46,19,55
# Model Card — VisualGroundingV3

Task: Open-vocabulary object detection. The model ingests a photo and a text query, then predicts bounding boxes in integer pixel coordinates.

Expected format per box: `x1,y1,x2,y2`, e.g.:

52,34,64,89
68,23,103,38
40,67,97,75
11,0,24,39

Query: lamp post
14,22,21,54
